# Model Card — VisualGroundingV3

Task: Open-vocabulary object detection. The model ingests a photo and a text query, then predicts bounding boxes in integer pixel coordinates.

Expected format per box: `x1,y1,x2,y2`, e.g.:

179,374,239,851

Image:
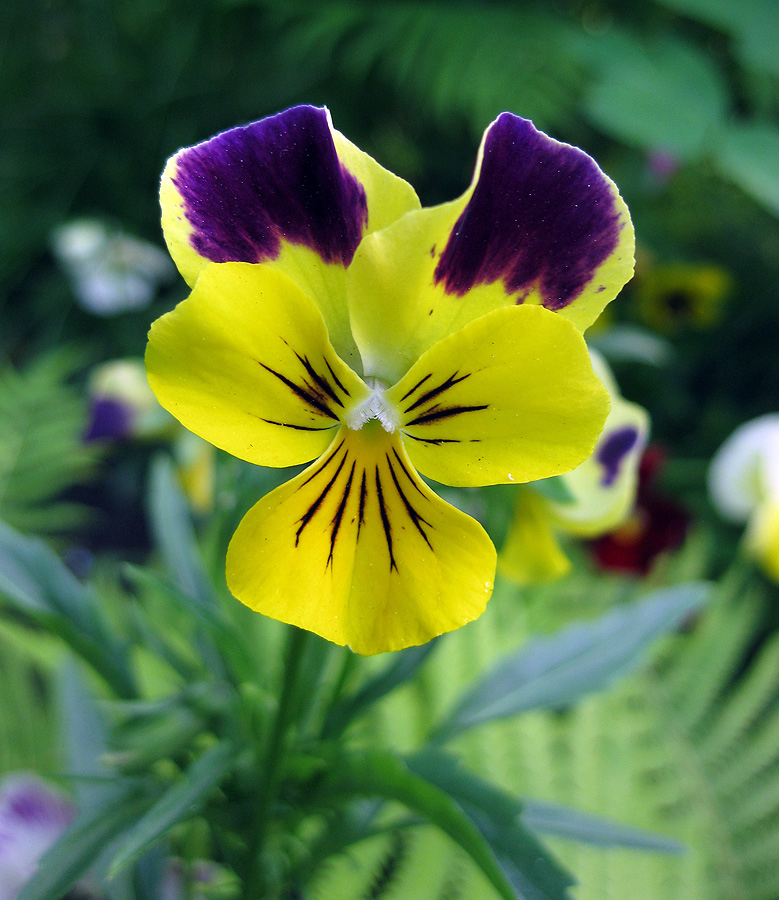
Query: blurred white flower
0,775,74,900
52,218,174,315
709,415,779,580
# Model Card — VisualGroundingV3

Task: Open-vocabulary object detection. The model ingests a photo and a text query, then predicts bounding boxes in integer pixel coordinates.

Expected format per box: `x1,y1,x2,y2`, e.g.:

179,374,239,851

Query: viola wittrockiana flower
709,415,779,581
499,352,649,585
146,106,634,653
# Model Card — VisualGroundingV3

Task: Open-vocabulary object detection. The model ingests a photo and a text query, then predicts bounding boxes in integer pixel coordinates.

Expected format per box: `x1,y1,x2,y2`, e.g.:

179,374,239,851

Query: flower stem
245,625,310,897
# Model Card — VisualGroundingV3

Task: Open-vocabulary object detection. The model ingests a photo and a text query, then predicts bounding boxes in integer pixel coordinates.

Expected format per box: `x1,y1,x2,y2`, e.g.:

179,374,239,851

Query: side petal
349,112,634,384
498,487,571,585
226,425,496,655
547,353,650,536
385,305,611,488
146,262,369,467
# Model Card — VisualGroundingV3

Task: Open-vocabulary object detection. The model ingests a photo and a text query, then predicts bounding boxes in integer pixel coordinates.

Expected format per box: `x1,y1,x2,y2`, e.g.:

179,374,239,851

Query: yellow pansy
146,106,634,653
499,352,649,585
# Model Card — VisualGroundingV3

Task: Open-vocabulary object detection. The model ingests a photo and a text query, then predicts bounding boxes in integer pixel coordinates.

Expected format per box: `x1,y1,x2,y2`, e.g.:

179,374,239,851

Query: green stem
245,625,310,898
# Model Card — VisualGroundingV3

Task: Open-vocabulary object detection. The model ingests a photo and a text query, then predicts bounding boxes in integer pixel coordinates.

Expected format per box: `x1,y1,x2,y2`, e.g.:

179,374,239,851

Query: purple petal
173,106,368,267
0,776,74,897
83,396,134,442
597,426,640,487
434,114,623,309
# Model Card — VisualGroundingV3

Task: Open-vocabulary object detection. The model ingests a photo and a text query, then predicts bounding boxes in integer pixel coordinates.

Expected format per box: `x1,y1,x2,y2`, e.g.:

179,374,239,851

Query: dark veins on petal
401,370,488,434
174,105,368,266
434,113,622,309
295,442,435,573
597,425,640,486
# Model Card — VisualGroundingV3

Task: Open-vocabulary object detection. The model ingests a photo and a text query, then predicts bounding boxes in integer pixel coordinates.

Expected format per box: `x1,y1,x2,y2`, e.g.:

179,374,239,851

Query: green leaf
17,784,153,900
583,34,727,159
432,583,711,743
520,800,684,854
408,751,575,900
316,748,522,900
714,122,779,218
0,520,136,698
107,740,238,877
323,642,438,738
148,454,216,611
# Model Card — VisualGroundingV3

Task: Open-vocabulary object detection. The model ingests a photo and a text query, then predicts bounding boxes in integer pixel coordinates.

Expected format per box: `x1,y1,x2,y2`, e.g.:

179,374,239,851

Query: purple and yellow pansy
146,105,634,654
499,352,649,585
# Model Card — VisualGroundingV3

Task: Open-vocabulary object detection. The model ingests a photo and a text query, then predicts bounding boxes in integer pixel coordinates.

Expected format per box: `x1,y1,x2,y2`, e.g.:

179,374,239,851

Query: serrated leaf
520,800,684,854
409,751,575,900
107,740,237,877
432,583,710,743
315,748,521,900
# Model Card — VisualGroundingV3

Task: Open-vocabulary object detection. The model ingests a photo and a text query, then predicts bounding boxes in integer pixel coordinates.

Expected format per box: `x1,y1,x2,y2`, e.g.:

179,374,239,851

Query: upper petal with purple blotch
161,106,419,369
348,113,634,384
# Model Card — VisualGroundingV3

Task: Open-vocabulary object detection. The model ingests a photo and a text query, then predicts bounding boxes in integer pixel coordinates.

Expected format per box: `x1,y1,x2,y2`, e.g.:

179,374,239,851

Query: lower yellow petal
746,502,779,583
226,425,496,655
386,305,610,488
498,488,571,585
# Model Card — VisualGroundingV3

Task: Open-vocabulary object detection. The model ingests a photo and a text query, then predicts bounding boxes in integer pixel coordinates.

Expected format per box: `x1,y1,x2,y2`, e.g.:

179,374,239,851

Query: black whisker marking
327,460,356,567
402,434,461,445
406,404,489,427
299,439,344,488
294,352,344,407
259,362,338,419
356,470,368,541
260,418,335,432
375,467,397,571
324,359,350,397
387,456,433,550
296,451,348,544
399,372,432,403
404,371,471,413
392,449,426,497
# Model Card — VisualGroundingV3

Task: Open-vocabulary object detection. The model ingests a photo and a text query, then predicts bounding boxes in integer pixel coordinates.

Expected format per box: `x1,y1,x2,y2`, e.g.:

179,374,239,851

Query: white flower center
345,379,400,433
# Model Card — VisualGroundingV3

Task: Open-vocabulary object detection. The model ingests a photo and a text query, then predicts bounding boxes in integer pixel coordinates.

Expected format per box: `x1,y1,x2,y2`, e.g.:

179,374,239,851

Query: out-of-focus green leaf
323,642,438,738
589,325,673,368
0,521,136,697
148,454,216,611
714,123,779,218
409,751,575,900
655,0,779,76
108,740,238,877
316,748,522,900
431,583,710,743
584,34,727,159
531,477,575,505
520,800,684,853
17,783,153,900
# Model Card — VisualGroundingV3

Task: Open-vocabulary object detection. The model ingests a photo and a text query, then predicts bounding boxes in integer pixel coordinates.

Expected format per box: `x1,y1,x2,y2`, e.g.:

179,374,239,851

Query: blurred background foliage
1,0,779,896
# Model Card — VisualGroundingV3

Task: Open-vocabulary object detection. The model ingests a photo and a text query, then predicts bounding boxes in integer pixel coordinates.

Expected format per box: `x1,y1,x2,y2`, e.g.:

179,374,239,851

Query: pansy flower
499,351,649,584
709,415,779,581
146,106,634,654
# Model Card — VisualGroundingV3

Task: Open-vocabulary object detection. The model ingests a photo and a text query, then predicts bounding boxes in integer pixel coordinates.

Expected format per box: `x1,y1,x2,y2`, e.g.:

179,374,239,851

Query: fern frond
0,349,99,535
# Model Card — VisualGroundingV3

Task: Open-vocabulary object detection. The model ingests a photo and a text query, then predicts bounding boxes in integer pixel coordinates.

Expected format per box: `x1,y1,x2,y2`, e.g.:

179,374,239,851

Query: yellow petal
746,501,779,583
226,424,496,655
160,106,419,369
348,113,633,384
385,305,611,488
498,488,571,585
548,353,649,536
146,262,369,467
